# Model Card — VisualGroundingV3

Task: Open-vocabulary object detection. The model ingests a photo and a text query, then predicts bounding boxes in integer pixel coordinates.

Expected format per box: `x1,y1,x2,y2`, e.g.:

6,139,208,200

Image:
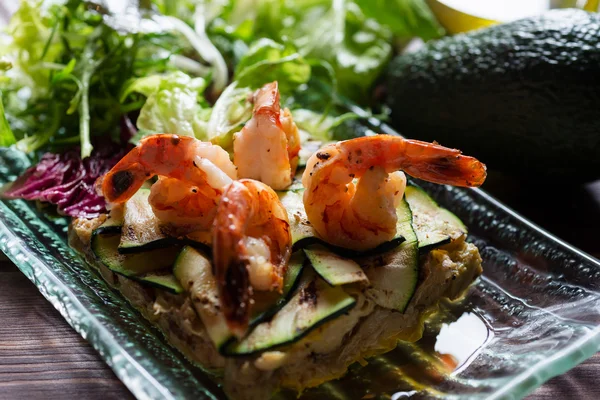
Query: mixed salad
0,0,442,216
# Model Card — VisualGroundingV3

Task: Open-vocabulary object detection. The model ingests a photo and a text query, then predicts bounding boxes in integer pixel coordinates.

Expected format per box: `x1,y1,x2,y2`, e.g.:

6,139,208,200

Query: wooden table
1,174,599,400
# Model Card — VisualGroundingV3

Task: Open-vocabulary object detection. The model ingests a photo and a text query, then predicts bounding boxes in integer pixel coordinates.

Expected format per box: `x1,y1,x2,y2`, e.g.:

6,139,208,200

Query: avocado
384,9,600,182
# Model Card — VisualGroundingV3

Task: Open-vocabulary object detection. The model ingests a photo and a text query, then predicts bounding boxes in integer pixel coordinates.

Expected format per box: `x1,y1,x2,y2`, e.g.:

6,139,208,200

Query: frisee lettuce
0,0,214,157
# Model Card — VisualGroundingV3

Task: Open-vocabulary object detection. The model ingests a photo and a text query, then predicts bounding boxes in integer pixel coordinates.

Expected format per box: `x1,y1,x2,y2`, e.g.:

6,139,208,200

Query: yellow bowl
425,0,498,34
427,0,599,35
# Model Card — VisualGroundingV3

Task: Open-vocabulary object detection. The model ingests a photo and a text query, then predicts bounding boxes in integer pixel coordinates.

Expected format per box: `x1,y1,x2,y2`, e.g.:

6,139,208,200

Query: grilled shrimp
233,81,300,190
102,134,237,228
212,179,292,336
302,135,487,251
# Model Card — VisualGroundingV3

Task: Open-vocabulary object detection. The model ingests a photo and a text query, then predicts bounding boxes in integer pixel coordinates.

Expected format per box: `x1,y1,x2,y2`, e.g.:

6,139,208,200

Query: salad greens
234,39,310,94
207,0,442,99
0,93,15,146
0,0,442,217
292,108,359,142
355,0,444,41
122,71,211,139
2,0,180,157
0,0,442,156
205,81,252,147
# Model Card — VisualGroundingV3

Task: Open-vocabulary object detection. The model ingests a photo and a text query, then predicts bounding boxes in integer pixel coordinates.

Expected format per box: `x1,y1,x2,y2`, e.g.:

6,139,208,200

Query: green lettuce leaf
6,0,63,96
267,1,391,102
292,108,359,142
232,1,391,102
0,94,16,146
354,0,444,41
206,81,252,148
121,71,208,102
332,2,393,100
123,71,210,140
234,38,311,94
137,88,211,139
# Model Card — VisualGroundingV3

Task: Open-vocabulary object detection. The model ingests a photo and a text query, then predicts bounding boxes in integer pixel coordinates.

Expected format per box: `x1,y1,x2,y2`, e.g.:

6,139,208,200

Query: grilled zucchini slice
174,246,232,350
304,245,368,286
173,247,307,351
222,269,356,356
360,197,419,313
405,185,467,252
114,189,210,254
91,232,181,293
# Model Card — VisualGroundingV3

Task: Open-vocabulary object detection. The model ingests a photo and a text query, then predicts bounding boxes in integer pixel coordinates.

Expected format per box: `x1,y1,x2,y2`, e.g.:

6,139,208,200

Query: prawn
212,179,292,336
302,135,487,251
233,81,300,190
102,134,237,228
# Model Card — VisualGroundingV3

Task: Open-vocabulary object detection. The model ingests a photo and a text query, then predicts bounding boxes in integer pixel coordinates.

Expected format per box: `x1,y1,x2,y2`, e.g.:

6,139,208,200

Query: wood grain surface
0,259,134,400
0,174,598,400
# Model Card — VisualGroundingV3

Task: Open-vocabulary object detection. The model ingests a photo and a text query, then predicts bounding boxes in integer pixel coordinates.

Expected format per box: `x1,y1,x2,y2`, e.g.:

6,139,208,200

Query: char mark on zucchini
299,280,318,306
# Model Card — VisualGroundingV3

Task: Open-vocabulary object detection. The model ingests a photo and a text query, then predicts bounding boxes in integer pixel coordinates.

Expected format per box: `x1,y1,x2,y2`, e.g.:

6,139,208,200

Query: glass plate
0,144,599,400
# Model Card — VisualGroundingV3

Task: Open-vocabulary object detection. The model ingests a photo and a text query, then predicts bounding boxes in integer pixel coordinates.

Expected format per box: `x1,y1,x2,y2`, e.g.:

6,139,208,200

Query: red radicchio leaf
2,145,127,219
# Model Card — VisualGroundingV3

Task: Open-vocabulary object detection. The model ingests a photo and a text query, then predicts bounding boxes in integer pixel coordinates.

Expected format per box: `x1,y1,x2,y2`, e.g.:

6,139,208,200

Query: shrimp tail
399,139,487,187
251,81,281,124
333,136,487,188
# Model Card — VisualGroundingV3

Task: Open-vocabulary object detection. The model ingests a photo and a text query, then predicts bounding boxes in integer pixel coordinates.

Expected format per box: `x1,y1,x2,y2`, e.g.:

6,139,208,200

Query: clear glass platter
0,143,599,400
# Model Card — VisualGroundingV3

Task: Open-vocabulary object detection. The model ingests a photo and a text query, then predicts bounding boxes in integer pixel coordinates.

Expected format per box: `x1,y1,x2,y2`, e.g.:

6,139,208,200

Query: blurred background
391,0,600,258
436,0,600,258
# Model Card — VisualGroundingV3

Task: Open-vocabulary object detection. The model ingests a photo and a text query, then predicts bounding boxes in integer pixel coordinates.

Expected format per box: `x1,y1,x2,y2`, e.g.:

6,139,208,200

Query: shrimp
302,135,487,251
233,81,300,190
102,134,237,228
212,179,292,336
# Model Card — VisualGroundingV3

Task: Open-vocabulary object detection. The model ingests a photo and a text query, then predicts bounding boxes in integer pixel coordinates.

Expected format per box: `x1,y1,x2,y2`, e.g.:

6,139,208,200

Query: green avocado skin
385,9,600,182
